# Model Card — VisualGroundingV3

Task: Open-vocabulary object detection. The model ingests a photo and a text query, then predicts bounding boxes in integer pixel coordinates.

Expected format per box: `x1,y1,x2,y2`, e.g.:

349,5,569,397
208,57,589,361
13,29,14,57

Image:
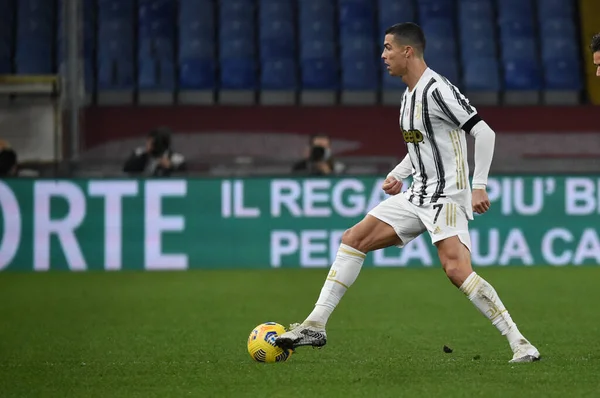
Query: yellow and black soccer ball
247,322,293,363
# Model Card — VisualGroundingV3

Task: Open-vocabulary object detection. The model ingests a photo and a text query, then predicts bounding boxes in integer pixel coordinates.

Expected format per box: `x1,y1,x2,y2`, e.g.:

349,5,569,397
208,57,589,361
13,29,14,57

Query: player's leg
303,214,401,324
276,195,424,350
431,204,540,363
275,215,400,350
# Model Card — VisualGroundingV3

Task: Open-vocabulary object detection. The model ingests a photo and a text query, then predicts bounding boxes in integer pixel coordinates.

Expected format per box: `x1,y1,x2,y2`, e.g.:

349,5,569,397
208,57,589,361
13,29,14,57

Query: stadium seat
179,0,212,14
139,38,174,59
138,58,175,90
340,19,375,38
0,20,14,44
301,59,338,89
540,19,577,40
418,0,454,22
378,0,416,33
463,58,501,91
15,53,53,74
179,19,215,42
259,20,295,60
503,59,542,90
260,39,295,61
537,0,573,19
15,38,52,61
543,58,582,90
339,0,375,33
98,20,134,42
340,36,375,61
258,0,293,25
17,0,54,19
261,18,292,37
460,38,496,63
138,57,158,89
460,20,495,42
499,20,536,40
179,38,214,61
219,0,254,20
501,38,537,62
541,38,579,63
17,18,53,39
458,0,494,21
426,36,457,58
342,60,378,90
496,0,534,24
0,40,10,61
300,40,336,60
220,58,256,90
260,58,298,90
299,0,335,23
138,0,174,23
340,0,374,17
219,19,254,41
179,58,216,89
98,37,134,58
98,0,135,19
97,59,134,89
300,20,336,42
83,60,94,92
299,0,335,42
0,58,11,74
139,19,174,39
422,19,455,39
219,37,255,60
427,56,460,86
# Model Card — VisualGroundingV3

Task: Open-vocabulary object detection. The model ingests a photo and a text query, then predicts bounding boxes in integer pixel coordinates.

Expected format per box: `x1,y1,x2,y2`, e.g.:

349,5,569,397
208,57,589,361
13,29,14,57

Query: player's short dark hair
591,33,600,53
385,22,426,55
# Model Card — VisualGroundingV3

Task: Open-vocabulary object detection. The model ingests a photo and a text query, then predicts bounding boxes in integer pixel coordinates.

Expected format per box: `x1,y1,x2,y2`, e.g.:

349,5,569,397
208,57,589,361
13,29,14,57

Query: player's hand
472,189,491,214
382,176,402,195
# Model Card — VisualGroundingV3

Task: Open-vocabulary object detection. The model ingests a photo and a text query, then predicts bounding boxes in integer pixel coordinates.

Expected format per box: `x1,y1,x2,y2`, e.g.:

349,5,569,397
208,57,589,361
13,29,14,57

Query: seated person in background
0,148,17,177
292,134,345,176
0,140,18,177
123,127,186,177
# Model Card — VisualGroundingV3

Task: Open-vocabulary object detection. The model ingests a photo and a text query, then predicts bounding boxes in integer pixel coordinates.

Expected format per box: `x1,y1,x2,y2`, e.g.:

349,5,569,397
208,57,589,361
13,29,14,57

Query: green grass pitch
1,267,599,397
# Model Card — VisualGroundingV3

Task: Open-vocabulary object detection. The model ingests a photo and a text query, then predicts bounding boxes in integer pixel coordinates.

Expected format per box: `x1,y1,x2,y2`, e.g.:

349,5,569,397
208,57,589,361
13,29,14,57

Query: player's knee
442,258,463,282
341,227,369,253
441,254,472,286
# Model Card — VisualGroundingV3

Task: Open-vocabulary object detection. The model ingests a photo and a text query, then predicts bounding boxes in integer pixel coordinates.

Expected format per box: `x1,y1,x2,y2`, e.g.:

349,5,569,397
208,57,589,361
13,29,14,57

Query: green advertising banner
0,176,599,272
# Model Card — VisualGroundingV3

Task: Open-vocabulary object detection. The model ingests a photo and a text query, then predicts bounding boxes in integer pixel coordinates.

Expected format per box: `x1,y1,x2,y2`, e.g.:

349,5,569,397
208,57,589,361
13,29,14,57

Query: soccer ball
247,322,293,363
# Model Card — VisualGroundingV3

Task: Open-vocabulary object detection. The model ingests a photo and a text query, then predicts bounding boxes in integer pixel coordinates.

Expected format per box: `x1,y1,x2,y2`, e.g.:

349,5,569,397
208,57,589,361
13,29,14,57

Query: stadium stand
0,0,591,105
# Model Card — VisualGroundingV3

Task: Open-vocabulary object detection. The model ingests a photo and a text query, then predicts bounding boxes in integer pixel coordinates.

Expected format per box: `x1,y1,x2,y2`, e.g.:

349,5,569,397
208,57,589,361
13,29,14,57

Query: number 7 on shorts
433,203,443,224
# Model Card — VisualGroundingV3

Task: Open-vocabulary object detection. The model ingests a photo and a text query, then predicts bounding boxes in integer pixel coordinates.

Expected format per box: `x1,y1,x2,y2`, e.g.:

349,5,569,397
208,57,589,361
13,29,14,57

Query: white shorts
367,193,472,251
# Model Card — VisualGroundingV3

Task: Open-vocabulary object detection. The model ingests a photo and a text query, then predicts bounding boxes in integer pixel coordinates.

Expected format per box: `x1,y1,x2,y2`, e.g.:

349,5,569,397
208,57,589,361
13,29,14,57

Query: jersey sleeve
430,82,481,134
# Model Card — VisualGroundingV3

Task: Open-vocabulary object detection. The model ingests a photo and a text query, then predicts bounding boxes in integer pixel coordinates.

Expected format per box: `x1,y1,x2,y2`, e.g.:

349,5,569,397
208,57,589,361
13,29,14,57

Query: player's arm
387,153,412,181
430,82,494,213
382,154,412,195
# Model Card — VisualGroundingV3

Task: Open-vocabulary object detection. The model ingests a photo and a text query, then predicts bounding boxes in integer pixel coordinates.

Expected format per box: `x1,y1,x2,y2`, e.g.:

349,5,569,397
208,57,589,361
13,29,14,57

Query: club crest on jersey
403,129,424,144
415,102,422,119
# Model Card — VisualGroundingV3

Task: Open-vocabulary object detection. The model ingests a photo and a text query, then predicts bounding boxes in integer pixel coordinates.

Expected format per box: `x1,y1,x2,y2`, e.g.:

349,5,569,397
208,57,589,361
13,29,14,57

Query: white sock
303,243,366,328
460,272,527,350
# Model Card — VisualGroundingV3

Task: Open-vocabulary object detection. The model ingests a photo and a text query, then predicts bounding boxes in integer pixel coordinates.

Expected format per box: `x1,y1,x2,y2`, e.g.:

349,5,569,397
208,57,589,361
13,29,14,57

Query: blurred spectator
292,134,345,176
592,33,600,77
0,140,18,177
123,127,186,177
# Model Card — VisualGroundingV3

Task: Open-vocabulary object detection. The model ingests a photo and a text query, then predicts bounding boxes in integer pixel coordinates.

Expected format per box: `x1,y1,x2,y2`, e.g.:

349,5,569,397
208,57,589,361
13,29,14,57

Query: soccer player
592,33,600,77
275,23,540,363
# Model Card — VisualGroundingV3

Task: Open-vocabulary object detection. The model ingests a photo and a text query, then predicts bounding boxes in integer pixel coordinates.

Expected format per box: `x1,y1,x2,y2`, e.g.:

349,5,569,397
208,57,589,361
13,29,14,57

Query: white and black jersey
399,68,482,219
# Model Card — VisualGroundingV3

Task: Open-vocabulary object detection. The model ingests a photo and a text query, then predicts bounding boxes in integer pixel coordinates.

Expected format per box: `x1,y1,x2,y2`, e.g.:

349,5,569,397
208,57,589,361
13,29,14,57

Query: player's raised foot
509,339,541,363
275,322,327,350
